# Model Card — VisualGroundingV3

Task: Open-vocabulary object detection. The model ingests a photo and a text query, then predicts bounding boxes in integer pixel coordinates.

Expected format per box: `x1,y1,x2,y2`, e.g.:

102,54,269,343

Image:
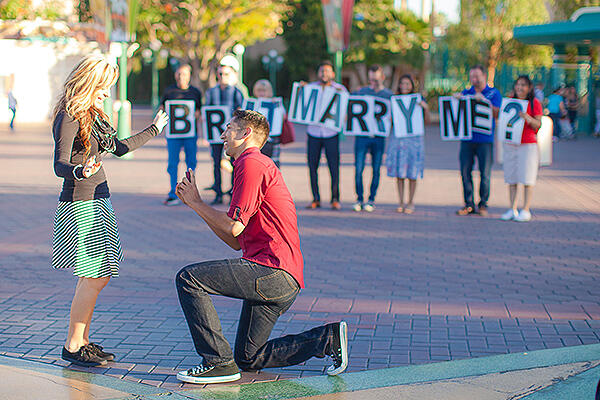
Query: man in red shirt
174,110,348,384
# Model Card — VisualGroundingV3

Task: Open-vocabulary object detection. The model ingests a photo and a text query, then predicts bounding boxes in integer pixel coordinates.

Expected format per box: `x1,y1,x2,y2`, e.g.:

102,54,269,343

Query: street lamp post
149,40,161,111
261,49,284,93
233,43,245,86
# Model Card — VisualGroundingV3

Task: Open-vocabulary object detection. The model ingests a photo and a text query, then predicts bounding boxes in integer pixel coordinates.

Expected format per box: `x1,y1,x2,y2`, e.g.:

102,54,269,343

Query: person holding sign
305,60,348,210
386,75,428,214
351,65,393,212
251,79,290,167
456,65,502,217
51,55,169,367
160,64,203,206
204,61,245,204
500,76,542,222
173,110,348,384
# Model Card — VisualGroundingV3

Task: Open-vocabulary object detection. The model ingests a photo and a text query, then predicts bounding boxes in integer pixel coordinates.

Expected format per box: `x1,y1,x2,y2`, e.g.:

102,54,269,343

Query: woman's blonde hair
253,79,274,98
54,54,119,156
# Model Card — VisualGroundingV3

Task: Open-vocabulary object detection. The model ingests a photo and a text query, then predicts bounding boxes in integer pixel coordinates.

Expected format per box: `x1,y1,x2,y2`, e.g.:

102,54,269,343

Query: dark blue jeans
549,113,562,138
307,135,340,203
175,258,336,370
167,137,197,199
354,136,385,203
459,141,493,209
209,144,234,196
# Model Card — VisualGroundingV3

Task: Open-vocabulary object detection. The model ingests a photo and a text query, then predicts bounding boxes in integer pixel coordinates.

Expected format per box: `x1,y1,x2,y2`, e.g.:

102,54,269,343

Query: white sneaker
352,202,362,212
500,209,517,221
363,203,375,212
515,210,532,222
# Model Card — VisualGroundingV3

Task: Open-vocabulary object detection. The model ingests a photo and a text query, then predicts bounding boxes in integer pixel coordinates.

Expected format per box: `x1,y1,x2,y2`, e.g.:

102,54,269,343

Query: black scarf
91,115,117,153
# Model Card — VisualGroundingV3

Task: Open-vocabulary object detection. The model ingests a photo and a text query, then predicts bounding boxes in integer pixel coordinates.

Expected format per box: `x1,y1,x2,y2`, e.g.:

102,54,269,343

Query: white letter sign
243,97,285,136
369,98,391,136
315,86,349,131
469,96,494,136
344,96,391,137
391,94,424,137
438,96,471,141
201,105,230,144
498,98,528,144
165,100,196,139
288,82,321,124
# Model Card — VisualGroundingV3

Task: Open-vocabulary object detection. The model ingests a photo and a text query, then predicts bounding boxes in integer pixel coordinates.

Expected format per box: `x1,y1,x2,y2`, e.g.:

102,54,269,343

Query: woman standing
565,86,579,137
253,79,283,167
547,87,566,139
386,74,428,214
500,75,542,222
52,55,168,366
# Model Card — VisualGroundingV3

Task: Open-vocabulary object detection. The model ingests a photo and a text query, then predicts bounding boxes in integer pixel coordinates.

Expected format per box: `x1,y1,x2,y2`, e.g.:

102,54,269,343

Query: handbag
280,116,295,145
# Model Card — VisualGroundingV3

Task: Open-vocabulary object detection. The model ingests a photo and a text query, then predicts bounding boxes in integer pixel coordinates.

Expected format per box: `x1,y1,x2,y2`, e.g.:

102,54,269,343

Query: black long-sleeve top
53,111,159,202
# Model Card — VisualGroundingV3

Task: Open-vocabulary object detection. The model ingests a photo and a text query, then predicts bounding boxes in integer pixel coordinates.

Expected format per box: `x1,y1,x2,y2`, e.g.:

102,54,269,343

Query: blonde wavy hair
54,54,119,156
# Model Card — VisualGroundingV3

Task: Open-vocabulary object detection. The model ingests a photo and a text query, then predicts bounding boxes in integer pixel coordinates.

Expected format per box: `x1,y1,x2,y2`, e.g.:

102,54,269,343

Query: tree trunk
487,40,501,86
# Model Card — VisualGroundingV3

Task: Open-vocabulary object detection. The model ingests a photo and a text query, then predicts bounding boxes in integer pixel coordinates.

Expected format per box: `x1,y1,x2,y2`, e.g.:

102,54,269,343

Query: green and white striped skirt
52,198,123,278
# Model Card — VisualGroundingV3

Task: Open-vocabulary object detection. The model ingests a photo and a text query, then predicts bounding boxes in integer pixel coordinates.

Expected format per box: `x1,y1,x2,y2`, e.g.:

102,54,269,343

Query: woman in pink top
501,75,543,222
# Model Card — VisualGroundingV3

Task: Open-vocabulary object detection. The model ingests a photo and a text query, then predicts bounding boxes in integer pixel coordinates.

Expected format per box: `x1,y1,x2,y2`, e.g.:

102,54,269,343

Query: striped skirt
52,198,123,278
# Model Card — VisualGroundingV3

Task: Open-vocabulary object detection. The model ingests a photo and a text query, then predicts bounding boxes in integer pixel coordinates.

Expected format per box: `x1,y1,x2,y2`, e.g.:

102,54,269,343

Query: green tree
280,0,329,84
447,0,552,85
0,0,63,20
347,0,430,85
136,0,289,89
281,0,430,87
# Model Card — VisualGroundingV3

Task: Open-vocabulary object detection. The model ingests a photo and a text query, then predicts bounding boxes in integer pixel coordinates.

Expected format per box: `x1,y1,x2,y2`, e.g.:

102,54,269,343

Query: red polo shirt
227,147,304,288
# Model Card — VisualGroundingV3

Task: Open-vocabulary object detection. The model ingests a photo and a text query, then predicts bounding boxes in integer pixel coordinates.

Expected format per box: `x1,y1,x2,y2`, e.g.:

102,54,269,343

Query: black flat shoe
62,345,107,367
88,342,115,361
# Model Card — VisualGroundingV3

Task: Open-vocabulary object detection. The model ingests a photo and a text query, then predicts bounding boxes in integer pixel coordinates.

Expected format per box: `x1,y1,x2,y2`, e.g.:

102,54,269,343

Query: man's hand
176,168,202,207
473,93,486,102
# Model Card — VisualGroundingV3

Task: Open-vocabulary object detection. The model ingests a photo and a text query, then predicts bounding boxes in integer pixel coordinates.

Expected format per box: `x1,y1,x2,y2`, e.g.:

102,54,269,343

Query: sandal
396,206,404,213
404,205,414,214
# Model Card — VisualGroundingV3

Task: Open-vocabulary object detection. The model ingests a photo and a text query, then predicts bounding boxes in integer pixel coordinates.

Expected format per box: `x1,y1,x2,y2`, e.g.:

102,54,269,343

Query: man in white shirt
305,61,347,210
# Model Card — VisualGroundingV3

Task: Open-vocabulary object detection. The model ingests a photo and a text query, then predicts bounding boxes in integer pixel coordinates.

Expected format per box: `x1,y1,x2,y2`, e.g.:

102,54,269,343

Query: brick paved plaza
1,109,599,389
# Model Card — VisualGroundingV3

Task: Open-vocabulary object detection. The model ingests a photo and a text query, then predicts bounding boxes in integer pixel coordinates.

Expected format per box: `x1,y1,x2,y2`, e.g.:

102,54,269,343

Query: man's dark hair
470,64,486,74
232,109,270,147
318,60,334,71
368,64,383,73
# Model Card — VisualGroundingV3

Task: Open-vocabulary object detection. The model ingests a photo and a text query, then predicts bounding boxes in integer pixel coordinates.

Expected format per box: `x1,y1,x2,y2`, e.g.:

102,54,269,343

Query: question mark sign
503,102,522,141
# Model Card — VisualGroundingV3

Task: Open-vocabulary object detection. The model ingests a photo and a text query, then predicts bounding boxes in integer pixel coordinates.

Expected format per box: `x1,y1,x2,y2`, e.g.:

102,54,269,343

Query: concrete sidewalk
1,107,599,393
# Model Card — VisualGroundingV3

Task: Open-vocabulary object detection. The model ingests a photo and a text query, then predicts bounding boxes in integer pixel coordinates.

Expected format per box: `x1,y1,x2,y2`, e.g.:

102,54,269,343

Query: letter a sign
165,100,196,139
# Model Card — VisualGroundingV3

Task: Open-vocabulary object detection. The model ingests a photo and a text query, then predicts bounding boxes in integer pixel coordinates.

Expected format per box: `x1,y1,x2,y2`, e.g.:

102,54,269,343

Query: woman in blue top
547,87,566,139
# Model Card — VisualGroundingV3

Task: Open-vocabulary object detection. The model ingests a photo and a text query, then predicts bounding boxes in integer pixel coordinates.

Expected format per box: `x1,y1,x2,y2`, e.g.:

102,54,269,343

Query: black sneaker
177,361,241,384
87,342,115,361
62,345,107,367
327,321,348,376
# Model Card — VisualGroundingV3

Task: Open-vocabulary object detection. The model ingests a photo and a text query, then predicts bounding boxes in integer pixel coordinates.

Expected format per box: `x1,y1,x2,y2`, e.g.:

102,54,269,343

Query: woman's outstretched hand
153,110,169,133
82,155,102,178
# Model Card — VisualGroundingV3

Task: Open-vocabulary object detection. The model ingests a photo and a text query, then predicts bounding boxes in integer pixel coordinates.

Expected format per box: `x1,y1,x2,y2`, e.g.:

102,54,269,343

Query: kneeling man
174,110,348,384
